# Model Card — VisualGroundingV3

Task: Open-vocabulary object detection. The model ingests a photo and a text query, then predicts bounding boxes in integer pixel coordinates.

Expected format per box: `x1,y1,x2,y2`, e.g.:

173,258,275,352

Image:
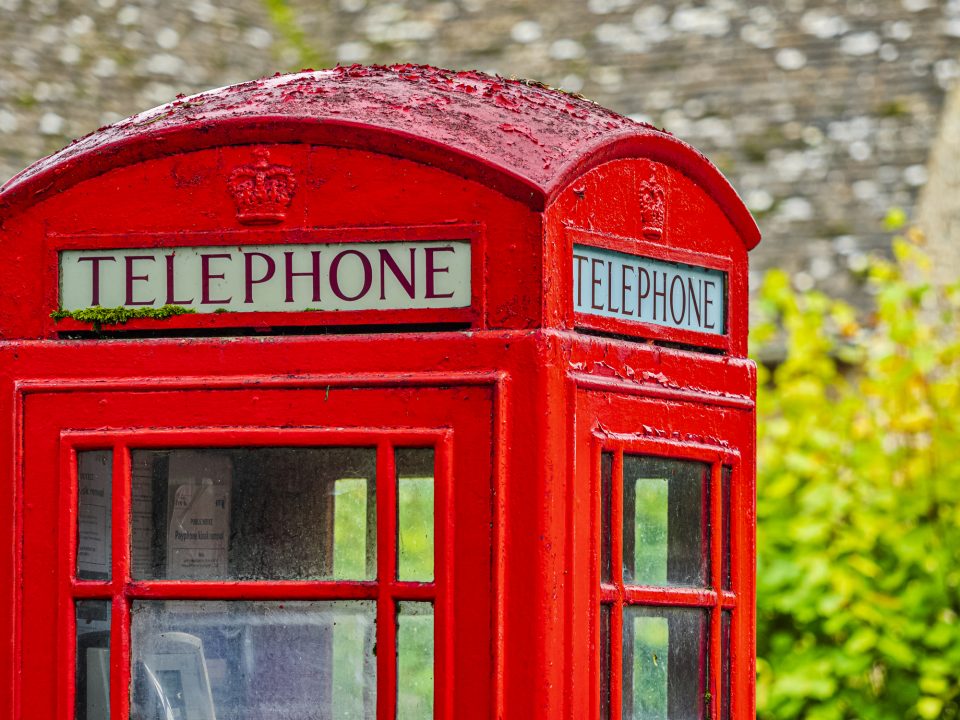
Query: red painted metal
0,64,759,720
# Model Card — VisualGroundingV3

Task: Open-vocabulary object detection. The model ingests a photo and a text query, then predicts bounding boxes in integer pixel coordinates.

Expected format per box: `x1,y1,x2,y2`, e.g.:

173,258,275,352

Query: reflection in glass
77,451,113,581
600,452,613,584
622,606,708,720
600,604,611,720
623,457,709,587
130,600,375,720
130,448,376,581
76,600,110,720
396,449,434,582
722,467,732,591
397,602,434,719
721,611,732,720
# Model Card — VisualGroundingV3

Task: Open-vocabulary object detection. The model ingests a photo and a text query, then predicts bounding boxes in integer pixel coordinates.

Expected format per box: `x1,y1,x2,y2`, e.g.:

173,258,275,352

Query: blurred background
3,1,960,718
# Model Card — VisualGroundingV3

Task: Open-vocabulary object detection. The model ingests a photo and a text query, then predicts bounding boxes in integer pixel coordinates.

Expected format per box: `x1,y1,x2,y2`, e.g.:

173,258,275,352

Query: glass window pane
623,456,709,587
600,604,611,720
721,611,732,720
722,467,732,591
397,601,434,719
600,452,613,584
130,447,376,581
78,450,113,580
396,449,434,582
622,606,708,720
131,600,375,720
77,600,111,720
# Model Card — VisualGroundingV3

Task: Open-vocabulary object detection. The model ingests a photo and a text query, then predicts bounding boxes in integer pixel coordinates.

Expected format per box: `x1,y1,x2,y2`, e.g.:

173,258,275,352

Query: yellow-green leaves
753,231,960,719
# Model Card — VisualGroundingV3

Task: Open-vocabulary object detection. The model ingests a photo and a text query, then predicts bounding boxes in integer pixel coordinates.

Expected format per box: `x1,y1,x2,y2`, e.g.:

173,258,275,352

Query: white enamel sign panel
60,240,471,313
573,244,726,335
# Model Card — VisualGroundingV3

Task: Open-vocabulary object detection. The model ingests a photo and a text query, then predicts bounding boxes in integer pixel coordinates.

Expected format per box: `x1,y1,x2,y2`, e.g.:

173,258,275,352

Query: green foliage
752,232,960,719
260,0,330,71
51,304,196,330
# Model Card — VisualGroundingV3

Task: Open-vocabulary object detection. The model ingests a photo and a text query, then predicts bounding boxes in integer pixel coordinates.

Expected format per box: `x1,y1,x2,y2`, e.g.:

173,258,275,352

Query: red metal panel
545,159,751,356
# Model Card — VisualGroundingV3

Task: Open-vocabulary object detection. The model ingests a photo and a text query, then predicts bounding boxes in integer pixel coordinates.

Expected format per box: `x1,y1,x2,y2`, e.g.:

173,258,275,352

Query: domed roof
0,64,758,247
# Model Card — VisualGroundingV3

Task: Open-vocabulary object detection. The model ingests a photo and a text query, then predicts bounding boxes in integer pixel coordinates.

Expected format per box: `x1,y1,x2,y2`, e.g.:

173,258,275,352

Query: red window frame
59,426,454,720
593,432,742,720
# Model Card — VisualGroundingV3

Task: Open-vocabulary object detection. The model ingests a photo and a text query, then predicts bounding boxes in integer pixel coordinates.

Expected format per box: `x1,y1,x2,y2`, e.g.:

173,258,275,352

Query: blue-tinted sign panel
573,244,726,336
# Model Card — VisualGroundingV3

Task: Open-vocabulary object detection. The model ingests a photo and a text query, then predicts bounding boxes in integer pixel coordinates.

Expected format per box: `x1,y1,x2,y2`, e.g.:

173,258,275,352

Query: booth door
20,383,494,720
577,388,756,720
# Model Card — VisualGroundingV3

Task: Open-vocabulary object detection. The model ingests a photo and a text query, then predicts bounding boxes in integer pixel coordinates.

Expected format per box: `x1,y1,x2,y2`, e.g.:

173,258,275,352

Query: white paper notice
77,451,112,579
165,452,232,580
130,454,155,578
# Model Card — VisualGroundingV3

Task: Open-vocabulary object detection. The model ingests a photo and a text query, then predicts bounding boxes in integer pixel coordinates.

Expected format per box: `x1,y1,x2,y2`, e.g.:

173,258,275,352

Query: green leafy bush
752,231,960,719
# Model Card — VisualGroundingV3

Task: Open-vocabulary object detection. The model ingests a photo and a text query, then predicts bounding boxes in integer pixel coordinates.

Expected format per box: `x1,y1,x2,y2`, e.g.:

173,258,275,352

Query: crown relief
639,178,666,241
227,148,297,225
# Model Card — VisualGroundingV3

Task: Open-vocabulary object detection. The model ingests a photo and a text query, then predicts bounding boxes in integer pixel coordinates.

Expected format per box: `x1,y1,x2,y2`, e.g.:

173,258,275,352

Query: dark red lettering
379,248,416,300
669,275,686,325
330,250,373,302
606,260,620,314
591,258,604,310
77,256,116,306
165,253,193,305
284,250,322,303
125,255,156,306
245,252,276,304
201,253,232,304
574,254,589,306
637,267,650,317
652,270,667,321
621,264,635,316
703,280,717,330
425,246,456,299
687,277,702,327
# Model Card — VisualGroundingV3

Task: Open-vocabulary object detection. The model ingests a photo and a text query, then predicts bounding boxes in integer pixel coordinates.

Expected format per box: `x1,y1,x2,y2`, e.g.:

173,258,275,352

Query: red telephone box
0,65,760,720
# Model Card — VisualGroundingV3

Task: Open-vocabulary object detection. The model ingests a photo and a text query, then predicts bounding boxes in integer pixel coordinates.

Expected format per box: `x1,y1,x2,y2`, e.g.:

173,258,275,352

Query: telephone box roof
0,64,758,248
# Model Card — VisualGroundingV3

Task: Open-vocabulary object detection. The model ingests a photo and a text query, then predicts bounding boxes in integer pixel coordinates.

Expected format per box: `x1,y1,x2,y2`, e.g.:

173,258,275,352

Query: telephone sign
573,243,726,335
60,240,471,312
0,64,760,720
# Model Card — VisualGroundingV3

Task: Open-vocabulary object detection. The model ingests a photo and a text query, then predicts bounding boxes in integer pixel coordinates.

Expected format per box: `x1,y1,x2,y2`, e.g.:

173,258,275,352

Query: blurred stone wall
2,0,959,308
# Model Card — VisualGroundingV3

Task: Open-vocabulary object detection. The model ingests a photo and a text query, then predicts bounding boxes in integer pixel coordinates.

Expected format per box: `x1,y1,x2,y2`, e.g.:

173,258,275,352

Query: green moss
51,305,196,330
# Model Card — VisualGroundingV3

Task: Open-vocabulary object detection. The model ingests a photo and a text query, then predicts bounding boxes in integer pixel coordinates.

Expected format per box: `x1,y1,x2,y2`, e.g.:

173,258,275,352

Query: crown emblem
227,148,297,225
639,179,666,240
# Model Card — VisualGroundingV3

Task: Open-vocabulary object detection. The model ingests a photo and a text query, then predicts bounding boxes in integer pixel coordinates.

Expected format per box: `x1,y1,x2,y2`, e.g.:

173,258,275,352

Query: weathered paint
0,64,759,720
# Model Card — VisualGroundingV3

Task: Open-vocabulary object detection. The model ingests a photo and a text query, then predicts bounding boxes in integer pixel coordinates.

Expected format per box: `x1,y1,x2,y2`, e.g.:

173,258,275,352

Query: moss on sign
51,304,196,330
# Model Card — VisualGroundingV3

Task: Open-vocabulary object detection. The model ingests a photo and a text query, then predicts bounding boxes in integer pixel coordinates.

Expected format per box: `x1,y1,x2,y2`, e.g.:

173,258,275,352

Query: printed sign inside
573,244,726,335
60,240,471,314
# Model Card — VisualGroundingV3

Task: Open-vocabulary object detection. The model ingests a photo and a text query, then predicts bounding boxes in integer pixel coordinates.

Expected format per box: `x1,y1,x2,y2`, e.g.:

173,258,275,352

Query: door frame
16,372,506,720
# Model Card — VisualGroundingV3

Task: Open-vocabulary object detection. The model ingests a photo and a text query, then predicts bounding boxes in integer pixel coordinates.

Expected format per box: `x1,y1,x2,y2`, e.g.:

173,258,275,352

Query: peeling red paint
0,65,760,246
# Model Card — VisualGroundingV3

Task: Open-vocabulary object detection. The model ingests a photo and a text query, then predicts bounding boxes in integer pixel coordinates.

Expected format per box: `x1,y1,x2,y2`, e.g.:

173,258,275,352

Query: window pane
396,449,434,581
397,601,434,719
130,447,376,581
76,600,111,720
600,604,611,720
600,452,613,584
721,611,732,720
131,600,375,720
622,606,708,720
623,456,709,587
78,450,112,580
722,467,732,591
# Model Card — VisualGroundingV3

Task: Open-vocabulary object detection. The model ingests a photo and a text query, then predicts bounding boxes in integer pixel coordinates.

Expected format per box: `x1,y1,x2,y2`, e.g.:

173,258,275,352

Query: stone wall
2,0,959,308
